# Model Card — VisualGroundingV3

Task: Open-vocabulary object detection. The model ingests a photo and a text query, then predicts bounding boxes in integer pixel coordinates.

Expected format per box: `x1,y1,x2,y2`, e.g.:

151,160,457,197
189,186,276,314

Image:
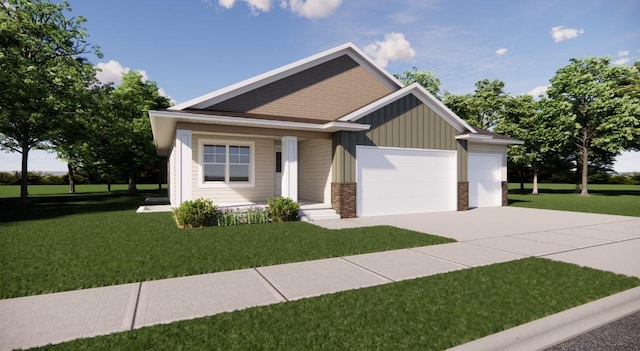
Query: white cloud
550,26,584,43
364,32,415,67
613,57,630,65
527,85,549,98
495,48,508,55
95,60,173,104
218,0,235,9
95,60,148,85
287,0,341,19
618,50,630,57
219,0,340,17
218,0,271,13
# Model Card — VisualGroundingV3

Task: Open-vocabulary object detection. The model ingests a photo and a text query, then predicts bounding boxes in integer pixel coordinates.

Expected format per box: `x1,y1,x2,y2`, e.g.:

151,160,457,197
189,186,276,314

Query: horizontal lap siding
333,95,468,183
468,143,508,181
299,139,332,203
191,134,274,204
207,55,394,122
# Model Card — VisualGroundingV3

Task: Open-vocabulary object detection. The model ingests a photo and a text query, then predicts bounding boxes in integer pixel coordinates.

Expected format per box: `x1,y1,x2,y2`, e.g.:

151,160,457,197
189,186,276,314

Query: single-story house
149,42,522,219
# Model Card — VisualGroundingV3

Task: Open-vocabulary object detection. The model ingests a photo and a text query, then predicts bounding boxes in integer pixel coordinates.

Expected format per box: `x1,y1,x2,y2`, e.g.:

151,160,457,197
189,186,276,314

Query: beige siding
207,55,395,121
468,143,508,181
332,95,468,183
298,139,332,203
191,134,275,204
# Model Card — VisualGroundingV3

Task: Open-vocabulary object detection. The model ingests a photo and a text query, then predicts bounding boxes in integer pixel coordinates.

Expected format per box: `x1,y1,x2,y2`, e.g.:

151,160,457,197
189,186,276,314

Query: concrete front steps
299,203,340,221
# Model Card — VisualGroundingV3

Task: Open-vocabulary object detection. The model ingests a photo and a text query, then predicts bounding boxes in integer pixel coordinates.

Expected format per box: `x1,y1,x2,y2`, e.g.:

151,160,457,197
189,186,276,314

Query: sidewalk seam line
339,257,396,282
538,236,640,258
407,247,472,268
253,268,289,302
130,282,142,330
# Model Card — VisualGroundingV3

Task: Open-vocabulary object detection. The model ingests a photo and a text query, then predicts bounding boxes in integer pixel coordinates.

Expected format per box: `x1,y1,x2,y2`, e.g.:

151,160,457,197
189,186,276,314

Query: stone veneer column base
457,181,469,211
502,181,509,206
331,183,356,218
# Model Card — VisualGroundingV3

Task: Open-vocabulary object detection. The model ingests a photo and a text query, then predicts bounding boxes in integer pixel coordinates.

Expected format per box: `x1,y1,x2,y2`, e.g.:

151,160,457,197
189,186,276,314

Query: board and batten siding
191,134,275,204
298,138,332,203
332,94,468,183
468,143,508,181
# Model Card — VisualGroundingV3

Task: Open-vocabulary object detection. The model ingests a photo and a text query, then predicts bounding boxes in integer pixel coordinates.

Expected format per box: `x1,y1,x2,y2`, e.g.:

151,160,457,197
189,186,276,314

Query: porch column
281,136,298,201
175,129,192,206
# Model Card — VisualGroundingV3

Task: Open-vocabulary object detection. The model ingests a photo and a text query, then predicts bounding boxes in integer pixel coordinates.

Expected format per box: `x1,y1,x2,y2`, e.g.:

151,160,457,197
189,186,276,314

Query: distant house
149,43,522,218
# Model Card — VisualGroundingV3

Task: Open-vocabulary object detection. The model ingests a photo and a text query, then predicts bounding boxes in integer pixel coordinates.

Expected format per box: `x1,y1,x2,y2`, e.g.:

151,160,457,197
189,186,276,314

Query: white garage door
468,153,502,208
356,146,457,217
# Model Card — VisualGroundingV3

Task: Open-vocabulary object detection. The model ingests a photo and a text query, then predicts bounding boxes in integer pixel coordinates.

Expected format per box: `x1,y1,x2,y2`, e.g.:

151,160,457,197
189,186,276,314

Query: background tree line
1,0,171,201
396,59,640,196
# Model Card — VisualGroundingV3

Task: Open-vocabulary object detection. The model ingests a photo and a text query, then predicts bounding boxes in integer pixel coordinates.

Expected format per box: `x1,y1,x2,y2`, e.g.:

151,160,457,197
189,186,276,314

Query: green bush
267,197,300,222
172,199,218,228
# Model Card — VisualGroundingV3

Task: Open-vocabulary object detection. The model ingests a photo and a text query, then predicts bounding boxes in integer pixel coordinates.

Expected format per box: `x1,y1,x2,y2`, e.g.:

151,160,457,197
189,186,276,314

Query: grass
0,188,453,299
509,183,640,217
32,258,640,351
0,184,163,198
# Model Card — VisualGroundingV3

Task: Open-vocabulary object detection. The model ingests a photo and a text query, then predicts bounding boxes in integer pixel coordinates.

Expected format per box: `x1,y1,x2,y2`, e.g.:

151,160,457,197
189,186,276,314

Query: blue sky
1,0,639,172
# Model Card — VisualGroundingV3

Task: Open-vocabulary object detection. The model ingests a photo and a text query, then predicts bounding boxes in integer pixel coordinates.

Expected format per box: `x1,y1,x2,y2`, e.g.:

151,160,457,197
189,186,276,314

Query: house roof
170,42,403,111
150,42,522,156
456,127,524,145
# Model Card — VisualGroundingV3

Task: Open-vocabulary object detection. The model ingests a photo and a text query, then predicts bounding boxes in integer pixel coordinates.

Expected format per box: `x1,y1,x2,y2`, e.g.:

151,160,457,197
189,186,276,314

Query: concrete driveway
314,207,640,278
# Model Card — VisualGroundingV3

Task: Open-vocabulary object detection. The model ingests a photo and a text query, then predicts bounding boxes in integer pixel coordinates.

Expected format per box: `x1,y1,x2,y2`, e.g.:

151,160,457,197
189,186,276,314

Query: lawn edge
448,285,640,351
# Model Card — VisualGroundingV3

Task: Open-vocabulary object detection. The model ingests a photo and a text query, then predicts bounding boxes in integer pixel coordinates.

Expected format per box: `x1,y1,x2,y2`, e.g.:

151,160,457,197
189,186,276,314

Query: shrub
172,198,218,228
267,196,300,222
246,205,270,224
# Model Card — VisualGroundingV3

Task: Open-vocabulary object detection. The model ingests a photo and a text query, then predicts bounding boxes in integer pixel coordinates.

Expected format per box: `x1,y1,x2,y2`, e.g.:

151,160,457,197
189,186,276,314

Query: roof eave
456,134,524,145
149,110,370,155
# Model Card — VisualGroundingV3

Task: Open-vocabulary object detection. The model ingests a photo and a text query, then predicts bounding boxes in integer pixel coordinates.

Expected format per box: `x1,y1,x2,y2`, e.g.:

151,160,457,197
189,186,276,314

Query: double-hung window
202,143,252,184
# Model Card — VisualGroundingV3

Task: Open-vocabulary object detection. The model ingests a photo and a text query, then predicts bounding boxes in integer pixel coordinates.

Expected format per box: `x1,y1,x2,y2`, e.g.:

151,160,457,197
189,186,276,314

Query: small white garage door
356,146,457,217
468,153,502,208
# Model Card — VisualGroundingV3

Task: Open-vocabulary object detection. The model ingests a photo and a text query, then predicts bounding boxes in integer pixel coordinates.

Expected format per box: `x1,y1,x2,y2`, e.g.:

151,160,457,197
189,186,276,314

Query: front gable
204,54,395,121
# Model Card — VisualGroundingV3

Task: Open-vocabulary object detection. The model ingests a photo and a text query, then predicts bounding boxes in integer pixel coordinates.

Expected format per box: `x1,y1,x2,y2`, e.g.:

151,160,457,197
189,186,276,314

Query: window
202,143,252,184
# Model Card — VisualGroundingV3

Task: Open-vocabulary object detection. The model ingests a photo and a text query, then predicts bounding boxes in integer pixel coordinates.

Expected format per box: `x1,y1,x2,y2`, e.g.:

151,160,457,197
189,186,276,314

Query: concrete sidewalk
1,207,639,350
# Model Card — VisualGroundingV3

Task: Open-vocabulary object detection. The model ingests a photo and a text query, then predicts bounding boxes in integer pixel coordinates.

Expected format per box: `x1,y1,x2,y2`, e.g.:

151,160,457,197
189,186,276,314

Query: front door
274,150,282,196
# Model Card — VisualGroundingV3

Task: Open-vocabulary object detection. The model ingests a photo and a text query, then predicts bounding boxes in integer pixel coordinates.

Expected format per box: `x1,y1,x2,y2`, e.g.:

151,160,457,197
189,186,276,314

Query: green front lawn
34,258,640,351
509,183,640,217
0,184,164,198
0,190,453,299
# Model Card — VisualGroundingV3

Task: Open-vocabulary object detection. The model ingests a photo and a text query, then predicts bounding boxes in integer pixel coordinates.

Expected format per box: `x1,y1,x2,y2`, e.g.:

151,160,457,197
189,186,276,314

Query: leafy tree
544,57,640,196
394,67,442,98
444,79,509,130
0,0,100,201
104,72,171,194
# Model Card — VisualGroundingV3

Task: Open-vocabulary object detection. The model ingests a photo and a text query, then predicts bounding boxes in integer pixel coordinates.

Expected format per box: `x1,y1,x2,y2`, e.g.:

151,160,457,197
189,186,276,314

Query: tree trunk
20,145,29,202
107,179,112,193
580,145,589,197
127,161,136,194
67,163,76,193
519,168,524,194
532,160,539,195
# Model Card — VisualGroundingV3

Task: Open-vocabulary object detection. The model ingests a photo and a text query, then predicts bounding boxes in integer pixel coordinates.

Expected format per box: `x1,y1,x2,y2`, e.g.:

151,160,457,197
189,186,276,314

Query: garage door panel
468,153,501,208
357,146,457,217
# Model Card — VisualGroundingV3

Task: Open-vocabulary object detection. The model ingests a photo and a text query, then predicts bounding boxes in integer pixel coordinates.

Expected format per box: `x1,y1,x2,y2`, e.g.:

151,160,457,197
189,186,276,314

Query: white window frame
198,139,255,188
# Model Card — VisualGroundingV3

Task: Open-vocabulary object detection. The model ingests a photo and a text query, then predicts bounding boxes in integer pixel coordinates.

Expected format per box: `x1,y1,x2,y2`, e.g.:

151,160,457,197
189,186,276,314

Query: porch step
299,208,340,221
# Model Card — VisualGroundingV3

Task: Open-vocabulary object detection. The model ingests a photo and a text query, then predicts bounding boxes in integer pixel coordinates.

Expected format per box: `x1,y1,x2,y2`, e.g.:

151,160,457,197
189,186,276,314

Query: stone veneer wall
331,183,356,218
458,181,469,211
502,181,509,206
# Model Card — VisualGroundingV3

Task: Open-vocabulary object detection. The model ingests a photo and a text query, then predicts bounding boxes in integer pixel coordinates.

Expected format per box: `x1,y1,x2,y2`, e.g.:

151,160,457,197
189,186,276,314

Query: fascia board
170,43,402,111
151,110,371,133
